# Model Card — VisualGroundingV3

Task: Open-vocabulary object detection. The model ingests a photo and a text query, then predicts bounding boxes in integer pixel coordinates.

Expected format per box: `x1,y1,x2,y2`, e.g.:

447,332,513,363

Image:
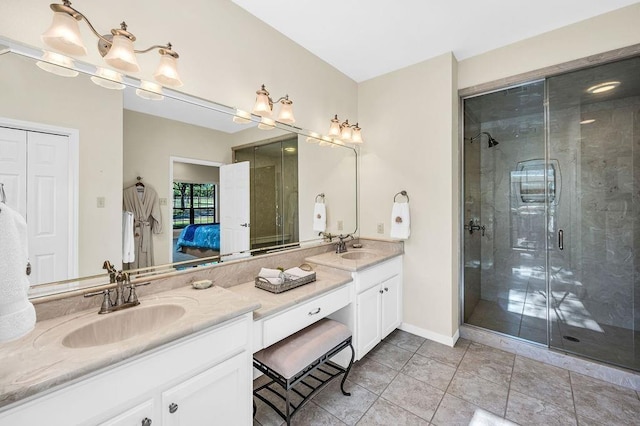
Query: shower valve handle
464,220,485,236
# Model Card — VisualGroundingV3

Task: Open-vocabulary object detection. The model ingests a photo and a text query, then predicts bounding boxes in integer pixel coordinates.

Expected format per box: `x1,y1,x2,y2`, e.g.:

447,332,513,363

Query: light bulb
277,99,295,124
104,34,140,73
252,85,272,117
328,115,341,137
153,52,183,87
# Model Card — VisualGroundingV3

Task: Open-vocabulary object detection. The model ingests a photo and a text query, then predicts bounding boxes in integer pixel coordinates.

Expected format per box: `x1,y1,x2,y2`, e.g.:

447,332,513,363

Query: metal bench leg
340,343,355,396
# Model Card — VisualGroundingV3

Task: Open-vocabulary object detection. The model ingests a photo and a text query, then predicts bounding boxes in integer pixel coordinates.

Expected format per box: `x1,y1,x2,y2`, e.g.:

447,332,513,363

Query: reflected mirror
0,42,357,297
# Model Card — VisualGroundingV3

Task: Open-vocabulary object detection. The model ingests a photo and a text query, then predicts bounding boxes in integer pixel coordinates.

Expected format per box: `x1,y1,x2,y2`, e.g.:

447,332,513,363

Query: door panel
219,161,250,256
0,127,27,215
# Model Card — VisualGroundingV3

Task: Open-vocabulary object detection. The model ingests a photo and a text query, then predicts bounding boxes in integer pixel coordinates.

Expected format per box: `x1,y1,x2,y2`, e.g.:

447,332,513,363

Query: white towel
259,267,282,278
258,276,284,285
122,211,135,263
284,267,314,278
0,203,36,342
390,202,410,240
313,202,326,232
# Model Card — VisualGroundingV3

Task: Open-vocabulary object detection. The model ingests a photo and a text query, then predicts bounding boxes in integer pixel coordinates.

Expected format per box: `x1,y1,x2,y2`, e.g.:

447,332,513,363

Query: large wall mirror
0,41,358,298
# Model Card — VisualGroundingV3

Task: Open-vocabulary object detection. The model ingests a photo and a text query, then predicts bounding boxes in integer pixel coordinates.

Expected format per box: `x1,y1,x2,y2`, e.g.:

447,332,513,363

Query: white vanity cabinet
0,313,253,426
354,256,403,359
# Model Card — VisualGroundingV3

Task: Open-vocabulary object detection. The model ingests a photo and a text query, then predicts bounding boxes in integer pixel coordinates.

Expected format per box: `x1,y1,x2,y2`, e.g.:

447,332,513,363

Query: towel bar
394,190,409,202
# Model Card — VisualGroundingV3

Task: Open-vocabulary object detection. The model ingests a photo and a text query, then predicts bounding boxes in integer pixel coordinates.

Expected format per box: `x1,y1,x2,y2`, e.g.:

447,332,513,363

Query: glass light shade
306,132,320,143
328,119,341,137
258,117,275,130
41,12,88,56
340,125,353,141
232,109,252,124
252,93,272,117
153,54,183,87
351,127,363,144
319,136,332,147
277,101,295,124
104,35,140,73
36,51,79,78
136,81,164,101
91,67,125,90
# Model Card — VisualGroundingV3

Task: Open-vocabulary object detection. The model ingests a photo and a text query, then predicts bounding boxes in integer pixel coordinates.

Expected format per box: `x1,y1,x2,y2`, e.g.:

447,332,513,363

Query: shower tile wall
463,120,481,322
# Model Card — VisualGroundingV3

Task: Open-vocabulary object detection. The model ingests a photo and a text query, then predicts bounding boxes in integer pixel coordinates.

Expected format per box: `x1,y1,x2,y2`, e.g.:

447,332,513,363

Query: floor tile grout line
502,351,517,420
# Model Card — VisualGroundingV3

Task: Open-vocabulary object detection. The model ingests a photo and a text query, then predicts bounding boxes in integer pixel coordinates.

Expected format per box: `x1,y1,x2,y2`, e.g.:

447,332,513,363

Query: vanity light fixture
41,1,183,87
90,67,125,90
252,84,296,124
136,81,164,101
586,81,620,94
36,50,79,77
258,117,276,130
233,109,252,124
328,114,364,144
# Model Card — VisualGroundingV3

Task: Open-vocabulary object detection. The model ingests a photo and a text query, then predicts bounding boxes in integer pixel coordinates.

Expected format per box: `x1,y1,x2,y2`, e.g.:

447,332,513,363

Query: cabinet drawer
356,256,402,293
262,285,350,347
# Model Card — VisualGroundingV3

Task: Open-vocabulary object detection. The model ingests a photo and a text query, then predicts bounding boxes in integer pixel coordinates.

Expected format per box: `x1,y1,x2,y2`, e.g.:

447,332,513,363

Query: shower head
468,131,499,148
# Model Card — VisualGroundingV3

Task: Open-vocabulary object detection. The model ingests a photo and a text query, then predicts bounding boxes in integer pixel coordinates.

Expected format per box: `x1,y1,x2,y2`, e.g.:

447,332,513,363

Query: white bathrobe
0,203,36,342
123,185,162,269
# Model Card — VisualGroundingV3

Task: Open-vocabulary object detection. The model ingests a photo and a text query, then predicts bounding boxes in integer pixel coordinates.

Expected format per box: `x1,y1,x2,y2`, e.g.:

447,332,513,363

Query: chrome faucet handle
127,281,151,304
84,289,113,314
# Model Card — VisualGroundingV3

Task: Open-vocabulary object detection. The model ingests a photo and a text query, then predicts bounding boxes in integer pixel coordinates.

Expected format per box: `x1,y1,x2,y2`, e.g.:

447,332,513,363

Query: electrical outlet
337,220,343,231
159,198,168,206
96,197,105,208
377,223,384,234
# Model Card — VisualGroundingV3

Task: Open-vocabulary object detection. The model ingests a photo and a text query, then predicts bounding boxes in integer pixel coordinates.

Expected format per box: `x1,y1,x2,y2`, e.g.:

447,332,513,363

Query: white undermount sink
61,303,186,349
340,251,378,260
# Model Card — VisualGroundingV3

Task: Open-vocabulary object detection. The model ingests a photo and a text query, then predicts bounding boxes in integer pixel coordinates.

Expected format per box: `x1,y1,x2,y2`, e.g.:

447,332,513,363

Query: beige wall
0,53,123,278
359,53,459,344
173,163,220,184
123,110,232,265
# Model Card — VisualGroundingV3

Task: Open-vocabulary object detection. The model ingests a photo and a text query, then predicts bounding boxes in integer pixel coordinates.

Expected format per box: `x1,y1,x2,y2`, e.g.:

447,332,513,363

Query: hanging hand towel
0,203,36,342
122,211,135,263
390,202,411,240
313,202,326,233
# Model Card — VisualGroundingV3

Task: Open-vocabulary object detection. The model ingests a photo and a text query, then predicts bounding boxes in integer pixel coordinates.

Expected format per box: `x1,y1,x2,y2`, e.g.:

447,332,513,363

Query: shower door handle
558,229,564,250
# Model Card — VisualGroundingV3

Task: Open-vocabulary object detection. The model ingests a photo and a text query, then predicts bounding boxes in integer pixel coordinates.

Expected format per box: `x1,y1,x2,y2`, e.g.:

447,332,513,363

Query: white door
97,399,155,426
380,275,402,339
161,352,250,426
27,131,70,285
356,284,382,359
0,127,27,216
220,161,250,256
0,126,70,285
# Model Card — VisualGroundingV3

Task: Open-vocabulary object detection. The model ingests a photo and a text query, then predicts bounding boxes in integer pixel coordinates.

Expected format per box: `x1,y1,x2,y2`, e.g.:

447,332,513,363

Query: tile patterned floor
253,329,640,425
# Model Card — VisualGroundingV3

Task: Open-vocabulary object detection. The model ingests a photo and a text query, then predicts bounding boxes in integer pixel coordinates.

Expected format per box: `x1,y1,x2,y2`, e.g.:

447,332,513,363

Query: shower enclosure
462,55,640,371
234,136,299,250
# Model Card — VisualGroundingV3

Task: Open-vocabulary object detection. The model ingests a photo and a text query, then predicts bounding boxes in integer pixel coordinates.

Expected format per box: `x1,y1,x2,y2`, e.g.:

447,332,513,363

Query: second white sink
340,251,378,260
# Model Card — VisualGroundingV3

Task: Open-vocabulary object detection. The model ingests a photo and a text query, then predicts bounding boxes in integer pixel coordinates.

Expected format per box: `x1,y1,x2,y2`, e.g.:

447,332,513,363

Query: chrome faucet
335,234,353,254
84,270,150,314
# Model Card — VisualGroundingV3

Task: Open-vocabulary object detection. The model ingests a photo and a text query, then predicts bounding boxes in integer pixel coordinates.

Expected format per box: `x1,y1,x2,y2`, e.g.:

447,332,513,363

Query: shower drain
562,335,580,342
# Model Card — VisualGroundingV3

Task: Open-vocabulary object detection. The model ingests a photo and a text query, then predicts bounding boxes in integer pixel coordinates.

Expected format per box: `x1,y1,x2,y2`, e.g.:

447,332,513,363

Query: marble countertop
0,285,260,409
228,269,352,320
305,248,403,272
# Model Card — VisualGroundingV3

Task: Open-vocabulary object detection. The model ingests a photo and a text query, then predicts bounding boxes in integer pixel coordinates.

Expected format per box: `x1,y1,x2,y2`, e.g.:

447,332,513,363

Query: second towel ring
394,190,409,202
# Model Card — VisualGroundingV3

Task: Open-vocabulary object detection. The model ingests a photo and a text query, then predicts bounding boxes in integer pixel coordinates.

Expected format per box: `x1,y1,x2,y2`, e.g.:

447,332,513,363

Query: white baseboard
399,323,459,347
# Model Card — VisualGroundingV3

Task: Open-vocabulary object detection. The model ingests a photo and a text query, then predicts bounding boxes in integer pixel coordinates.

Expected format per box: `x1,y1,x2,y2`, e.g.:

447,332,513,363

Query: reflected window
172,182,216,229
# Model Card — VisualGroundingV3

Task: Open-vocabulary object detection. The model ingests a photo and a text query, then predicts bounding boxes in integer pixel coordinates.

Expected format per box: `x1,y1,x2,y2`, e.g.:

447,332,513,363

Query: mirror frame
0,37,359,299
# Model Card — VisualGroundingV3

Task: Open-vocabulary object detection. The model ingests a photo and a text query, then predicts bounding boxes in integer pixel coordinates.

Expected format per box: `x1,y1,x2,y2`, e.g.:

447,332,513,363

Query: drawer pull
308,307,321,316
141,418,152,426
169,403,179,414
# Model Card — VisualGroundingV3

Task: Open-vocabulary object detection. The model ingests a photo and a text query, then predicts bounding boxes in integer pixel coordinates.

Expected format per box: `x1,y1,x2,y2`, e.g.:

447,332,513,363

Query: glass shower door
547,56,640,370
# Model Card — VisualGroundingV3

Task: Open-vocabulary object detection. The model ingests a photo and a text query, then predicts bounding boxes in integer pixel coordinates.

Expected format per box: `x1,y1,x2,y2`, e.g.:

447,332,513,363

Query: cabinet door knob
384,287,389,292
379,289,384,294
141,418,152,426
169,403,179,414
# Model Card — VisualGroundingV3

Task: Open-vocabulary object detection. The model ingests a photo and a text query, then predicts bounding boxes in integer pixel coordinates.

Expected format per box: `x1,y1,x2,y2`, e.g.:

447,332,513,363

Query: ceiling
232,0,640,82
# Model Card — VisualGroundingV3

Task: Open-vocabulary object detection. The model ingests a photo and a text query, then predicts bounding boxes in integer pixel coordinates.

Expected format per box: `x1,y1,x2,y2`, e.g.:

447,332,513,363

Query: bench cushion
254,318,351,380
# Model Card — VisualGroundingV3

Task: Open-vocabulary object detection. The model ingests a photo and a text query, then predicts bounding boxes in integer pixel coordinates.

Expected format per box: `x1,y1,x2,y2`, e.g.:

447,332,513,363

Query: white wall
173,163,220,184
359,53,459,344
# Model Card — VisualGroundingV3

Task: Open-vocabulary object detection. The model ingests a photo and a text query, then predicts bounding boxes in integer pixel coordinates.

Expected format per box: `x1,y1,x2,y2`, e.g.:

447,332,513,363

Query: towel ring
315,193,325,203
394,190,409,202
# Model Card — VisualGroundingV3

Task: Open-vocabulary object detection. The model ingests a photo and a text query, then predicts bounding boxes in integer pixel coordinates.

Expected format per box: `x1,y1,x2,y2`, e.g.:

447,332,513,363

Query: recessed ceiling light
284,147,296,152
580,119,596,125
586,81,620,94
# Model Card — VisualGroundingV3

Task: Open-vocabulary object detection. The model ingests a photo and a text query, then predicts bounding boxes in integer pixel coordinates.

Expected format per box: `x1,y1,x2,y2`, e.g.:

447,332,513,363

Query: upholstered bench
253,318,355,425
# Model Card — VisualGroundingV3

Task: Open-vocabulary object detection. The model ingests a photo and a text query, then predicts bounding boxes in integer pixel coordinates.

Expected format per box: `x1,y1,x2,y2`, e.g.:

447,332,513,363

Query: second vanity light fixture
40,0,183,90
250,84,296,127
328,115,363,144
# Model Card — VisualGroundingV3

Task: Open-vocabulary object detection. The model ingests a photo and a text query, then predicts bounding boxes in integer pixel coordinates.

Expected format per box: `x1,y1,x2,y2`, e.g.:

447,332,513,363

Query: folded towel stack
258,267,284,285
313,202,326,232
283,267,315,279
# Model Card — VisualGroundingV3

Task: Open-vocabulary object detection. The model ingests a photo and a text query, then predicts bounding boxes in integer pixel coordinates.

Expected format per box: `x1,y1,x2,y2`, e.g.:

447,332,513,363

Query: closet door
27,131,70,285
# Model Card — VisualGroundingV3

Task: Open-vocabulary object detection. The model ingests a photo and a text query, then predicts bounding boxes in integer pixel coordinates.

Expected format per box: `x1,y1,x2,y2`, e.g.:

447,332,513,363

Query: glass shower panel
463,81,547,343
547,56,640,370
